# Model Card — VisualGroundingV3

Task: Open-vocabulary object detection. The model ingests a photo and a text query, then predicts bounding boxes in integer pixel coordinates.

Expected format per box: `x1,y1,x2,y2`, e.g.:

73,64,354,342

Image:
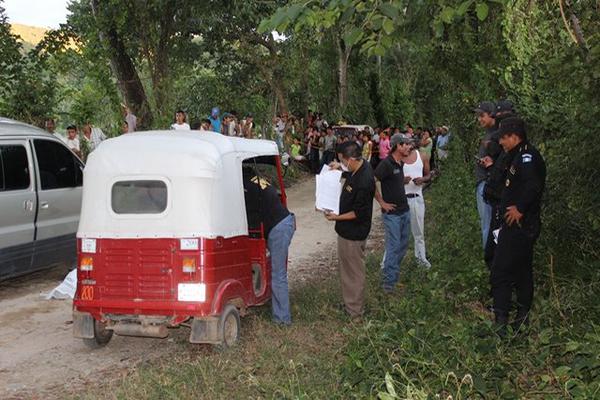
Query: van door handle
23,200,34,211
40,201,49,209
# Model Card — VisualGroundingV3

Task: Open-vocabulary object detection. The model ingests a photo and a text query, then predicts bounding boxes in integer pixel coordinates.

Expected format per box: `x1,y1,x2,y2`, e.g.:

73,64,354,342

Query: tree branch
558,0,578,45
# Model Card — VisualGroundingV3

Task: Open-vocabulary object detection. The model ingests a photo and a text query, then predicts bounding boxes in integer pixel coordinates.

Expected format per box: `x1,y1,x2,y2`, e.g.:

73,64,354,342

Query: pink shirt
379,137,391,159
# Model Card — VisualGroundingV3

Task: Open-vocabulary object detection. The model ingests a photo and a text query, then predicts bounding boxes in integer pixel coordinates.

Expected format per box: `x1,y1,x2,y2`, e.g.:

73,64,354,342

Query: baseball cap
474,101,495,115
495,100,514,115
390,133,412,148
497,116,526,137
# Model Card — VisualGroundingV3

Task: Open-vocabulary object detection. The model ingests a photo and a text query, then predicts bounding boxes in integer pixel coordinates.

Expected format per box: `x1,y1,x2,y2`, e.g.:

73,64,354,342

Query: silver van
0,118,83,280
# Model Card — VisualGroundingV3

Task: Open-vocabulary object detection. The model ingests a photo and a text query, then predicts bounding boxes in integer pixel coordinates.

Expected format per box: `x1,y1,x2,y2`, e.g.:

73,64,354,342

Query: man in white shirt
274,115,285,150
65,125,82,158
171,110,190,130
403,143,432,268
122,104,137,132
82,123,107,153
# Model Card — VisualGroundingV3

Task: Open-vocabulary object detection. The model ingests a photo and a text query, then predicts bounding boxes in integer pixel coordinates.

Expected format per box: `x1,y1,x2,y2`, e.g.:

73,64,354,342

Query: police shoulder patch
521,153,533,163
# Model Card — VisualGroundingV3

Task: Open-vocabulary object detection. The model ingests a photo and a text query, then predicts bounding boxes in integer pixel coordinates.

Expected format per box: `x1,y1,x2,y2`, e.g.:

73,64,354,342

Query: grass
76,151,600,400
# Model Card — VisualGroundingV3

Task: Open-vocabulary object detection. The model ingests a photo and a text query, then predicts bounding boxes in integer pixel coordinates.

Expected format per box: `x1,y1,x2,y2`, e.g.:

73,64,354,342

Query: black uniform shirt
243,175,290,238
335,161,375,241
501,141,546,219
374,155,409,215
476,124,502,184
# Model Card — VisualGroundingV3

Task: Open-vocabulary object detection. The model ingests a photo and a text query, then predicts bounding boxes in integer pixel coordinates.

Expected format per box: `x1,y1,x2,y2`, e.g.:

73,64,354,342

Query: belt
406,193,420,198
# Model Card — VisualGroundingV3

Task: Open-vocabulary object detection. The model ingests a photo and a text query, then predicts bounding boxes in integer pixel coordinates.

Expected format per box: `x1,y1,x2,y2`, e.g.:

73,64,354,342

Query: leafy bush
340,143,600,399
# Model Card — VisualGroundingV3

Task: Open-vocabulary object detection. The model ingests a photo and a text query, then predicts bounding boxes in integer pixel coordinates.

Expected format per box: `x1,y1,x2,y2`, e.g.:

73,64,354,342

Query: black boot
494,313,509,338
512,308,530,334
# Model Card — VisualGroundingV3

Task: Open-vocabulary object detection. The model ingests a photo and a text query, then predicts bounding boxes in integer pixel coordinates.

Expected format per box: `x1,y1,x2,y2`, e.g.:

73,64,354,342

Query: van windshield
111,180,167,214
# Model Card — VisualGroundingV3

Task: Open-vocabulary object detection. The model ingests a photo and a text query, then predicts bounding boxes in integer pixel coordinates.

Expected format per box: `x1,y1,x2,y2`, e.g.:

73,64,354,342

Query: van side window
34,139,83,190
0,144,30,191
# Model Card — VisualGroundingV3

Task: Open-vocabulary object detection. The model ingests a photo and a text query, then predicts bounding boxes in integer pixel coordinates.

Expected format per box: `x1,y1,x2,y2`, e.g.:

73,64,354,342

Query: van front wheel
217,304,240,349
83,320,113,349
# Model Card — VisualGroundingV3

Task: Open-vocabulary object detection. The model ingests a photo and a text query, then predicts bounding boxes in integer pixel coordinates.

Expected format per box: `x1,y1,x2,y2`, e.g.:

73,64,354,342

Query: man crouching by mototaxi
491,117,546,337
242,167,295,326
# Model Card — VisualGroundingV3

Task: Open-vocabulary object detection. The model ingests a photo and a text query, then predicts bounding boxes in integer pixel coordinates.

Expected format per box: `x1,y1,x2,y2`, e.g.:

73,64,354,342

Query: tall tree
89,0,153,128
199,1,291,115
67,0,207,128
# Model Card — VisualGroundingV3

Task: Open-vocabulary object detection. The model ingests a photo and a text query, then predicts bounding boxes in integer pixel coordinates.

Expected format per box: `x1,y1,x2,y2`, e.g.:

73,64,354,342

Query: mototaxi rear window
111,180,167,214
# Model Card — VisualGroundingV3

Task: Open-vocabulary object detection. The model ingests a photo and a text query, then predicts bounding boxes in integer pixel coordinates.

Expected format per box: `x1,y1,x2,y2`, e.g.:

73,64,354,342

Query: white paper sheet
315,165,343,214
493,228,500,244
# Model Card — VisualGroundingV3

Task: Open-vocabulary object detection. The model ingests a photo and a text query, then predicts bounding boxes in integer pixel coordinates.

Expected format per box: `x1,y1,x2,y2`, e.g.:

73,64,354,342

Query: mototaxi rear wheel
83,319,113,349
217,304,240,350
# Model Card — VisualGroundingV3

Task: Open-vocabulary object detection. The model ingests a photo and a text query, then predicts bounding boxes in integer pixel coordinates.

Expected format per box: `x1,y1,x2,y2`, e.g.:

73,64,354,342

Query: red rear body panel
73,236,270,323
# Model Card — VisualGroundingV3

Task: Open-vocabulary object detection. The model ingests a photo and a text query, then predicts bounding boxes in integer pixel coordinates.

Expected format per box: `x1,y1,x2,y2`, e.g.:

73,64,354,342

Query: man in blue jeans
374,133,413,293
243,167,295,325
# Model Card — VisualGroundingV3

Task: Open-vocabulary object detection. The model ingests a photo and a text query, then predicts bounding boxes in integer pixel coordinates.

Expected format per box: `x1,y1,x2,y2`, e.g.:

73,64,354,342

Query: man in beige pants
325,141,375,318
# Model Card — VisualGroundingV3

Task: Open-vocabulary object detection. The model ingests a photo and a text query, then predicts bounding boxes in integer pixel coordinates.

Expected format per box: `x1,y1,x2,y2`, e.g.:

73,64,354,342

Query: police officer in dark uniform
490,116,546,336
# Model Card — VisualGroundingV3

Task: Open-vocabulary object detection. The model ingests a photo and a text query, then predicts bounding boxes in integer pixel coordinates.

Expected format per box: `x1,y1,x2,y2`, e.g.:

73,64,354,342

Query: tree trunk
272,79,288,115
90,0,153,129
336,37,351,117
150,2,175,121
299,43,310,116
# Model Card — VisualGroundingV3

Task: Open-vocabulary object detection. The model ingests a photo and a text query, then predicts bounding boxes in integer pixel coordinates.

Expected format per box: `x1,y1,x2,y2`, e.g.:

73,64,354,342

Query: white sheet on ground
46,269,77,300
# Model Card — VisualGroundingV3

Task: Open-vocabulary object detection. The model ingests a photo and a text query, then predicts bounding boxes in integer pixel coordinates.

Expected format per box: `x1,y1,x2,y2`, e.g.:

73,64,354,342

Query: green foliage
341,146,600,399
0,3,59,126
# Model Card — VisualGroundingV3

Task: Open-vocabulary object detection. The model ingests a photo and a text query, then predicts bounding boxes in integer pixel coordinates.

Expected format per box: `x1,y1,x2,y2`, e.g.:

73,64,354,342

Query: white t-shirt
171,123,191,130
66,137,80,152
403,150,424,195
276,120,285,138
228,120,237,136
125,112,137,132
83,127,107,152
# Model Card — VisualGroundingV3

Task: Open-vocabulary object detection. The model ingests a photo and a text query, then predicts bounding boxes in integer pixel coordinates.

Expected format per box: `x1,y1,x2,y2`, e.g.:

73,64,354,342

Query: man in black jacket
490,117,546,336
243,167,295,325
324,142,375,319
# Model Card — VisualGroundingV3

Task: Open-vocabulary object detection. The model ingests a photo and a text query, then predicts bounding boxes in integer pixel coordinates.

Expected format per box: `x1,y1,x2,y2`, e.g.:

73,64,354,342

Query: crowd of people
256,103,545,340
43,100,545,338
278,114,453,176
43,104,258,161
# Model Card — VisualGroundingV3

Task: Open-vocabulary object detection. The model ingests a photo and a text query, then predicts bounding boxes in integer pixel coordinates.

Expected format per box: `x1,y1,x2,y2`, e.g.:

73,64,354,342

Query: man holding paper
323,142,375,319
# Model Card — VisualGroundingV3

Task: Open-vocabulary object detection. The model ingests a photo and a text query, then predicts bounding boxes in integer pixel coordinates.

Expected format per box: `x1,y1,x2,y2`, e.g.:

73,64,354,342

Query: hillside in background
10,23,48,51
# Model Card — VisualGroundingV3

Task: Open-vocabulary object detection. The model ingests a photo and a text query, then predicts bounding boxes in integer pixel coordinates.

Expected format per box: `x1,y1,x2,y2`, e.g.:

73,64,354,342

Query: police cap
495,99,514,115
497,116,526,138
473,101,495,115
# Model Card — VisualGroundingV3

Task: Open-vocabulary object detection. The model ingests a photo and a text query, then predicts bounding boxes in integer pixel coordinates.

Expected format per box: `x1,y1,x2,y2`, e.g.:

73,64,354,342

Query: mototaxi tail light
80,256,94,271
182,257,196,273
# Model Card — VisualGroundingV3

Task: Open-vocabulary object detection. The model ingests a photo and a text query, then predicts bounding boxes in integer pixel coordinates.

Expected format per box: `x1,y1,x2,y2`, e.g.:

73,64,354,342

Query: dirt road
0,177,341,400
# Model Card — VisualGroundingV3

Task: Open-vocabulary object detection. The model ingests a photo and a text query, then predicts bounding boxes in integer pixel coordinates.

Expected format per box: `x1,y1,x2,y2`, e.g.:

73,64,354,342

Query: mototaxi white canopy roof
77,131,279,239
